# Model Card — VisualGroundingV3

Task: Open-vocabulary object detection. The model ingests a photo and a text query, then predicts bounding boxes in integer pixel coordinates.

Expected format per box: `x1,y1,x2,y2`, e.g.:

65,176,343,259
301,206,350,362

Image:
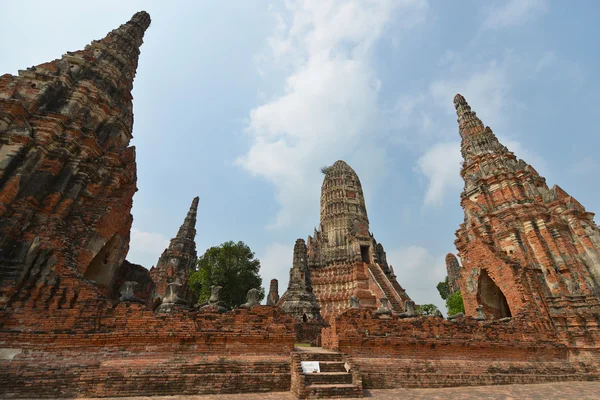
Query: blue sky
2,1,599,312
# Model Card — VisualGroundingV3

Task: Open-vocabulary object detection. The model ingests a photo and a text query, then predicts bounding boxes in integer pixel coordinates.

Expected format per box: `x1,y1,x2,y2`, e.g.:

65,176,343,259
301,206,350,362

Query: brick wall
322,308,600,388
0,301,295,398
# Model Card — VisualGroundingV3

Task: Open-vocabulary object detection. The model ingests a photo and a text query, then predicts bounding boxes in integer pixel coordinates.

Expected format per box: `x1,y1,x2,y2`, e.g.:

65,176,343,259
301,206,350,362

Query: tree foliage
446,290,465,316
415,303,439,316
320,165,331,175
437,277,450,300
189,241,265,309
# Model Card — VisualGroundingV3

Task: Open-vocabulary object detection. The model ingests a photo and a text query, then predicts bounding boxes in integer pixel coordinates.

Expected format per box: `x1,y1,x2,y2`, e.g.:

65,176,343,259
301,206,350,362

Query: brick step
305,383,363,398
305,372,353,385
367,263,404,313
318,361,347,373
297,353,344,362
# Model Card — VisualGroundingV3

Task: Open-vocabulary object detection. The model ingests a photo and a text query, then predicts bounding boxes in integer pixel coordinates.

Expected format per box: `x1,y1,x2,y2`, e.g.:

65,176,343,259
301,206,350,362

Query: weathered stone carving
433,309,444,318
474,305,487,321
156,282,187,313
266,279,279,306
119,281,144,304
240,288,260,309
398,300,416,318
199,285,227,313
375,298,392,317
447,312,465,321
350,295,360,309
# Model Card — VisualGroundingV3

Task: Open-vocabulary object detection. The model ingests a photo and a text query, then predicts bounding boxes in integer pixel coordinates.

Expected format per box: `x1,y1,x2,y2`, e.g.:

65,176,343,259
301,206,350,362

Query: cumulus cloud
387,245,448,312
239,0,429,230
127,228,170,268
258,242,293,303
416,142,462,206
411,52,552,206
483,0,548,30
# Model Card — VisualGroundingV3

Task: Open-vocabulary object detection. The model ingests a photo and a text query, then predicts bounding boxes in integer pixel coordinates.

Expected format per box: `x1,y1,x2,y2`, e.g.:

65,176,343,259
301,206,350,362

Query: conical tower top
2,11,151,145
454,93,486,139
176,196,199,240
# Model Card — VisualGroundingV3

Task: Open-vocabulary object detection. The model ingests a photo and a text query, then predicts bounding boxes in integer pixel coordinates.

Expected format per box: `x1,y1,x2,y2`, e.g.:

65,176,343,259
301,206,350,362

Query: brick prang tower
453,94,600,341
0,12,151,306
305,160,411,321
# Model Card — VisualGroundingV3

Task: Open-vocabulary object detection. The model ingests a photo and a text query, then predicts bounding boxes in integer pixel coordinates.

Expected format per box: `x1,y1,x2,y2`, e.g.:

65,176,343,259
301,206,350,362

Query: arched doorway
477,269,511,319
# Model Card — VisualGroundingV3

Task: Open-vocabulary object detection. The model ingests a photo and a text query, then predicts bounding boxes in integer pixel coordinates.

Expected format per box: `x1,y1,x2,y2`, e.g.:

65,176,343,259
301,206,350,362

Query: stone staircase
367,263,404,312
291,348,363,399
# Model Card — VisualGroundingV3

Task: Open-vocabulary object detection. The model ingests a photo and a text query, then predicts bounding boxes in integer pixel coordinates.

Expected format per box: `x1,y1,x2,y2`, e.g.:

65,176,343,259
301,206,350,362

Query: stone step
318,361,347,373
305,383,363,398
305,372,353,385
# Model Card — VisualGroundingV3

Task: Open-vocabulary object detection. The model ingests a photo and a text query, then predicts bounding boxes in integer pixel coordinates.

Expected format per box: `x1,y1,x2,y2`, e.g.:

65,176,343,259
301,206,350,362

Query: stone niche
477,269,512,319
83,233,124,286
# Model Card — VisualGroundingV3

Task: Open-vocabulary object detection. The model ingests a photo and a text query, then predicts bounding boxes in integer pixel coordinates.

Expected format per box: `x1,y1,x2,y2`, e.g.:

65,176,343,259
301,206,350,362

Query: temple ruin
1,9,600,400
303,160,411,321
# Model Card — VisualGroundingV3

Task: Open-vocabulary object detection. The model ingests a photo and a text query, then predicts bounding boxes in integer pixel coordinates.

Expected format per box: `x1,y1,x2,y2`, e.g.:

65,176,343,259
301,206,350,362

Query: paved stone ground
70,381,600,400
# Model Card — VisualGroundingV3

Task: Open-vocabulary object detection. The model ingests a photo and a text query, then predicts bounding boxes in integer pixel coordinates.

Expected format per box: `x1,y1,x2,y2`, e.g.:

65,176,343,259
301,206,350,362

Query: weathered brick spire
0,12,150,306
453,94,600,329
150,197,199,303
319,160,370,263
305,160,411,321
277,239,322,321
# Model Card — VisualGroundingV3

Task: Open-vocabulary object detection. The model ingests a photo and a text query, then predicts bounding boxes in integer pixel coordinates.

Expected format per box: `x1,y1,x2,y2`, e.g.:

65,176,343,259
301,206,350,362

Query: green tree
446,290,465,316
415,303,439,316
189,241,265,309
436,277,450,300
320,165,331,175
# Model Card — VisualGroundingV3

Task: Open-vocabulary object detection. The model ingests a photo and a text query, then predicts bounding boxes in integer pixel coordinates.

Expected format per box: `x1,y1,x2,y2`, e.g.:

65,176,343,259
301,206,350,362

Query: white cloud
258,242,293,303
483,0,548,30
127,228,169,268
416,142,462,206
239,0,429,230
429,59,512,128
387,245,447,312
411,53,549,206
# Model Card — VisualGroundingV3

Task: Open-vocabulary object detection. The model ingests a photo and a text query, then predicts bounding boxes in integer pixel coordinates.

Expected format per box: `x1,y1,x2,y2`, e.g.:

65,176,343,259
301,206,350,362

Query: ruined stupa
304,160,411,321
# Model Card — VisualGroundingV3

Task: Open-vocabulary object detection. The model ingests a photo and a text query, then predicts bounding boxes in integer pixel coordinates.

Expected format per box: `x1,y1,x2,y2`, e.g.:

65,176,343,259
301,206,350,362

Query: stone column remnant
266,279,279,306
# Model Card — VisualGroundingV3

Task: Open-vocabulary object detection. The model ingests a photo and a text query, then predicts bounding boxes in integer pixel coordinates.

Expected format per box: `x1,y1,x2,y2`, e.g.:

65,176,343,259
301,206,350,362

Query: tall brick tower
150,196,199,305
306,160,411,321
0,12,151,307
453,94,600,336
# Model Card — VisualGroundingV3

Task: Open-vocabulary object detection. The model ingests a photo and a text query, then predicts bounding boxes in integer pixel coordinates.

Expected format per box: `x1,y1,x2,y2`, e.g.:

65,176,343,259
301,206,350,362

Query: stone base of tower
311,261,407,322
